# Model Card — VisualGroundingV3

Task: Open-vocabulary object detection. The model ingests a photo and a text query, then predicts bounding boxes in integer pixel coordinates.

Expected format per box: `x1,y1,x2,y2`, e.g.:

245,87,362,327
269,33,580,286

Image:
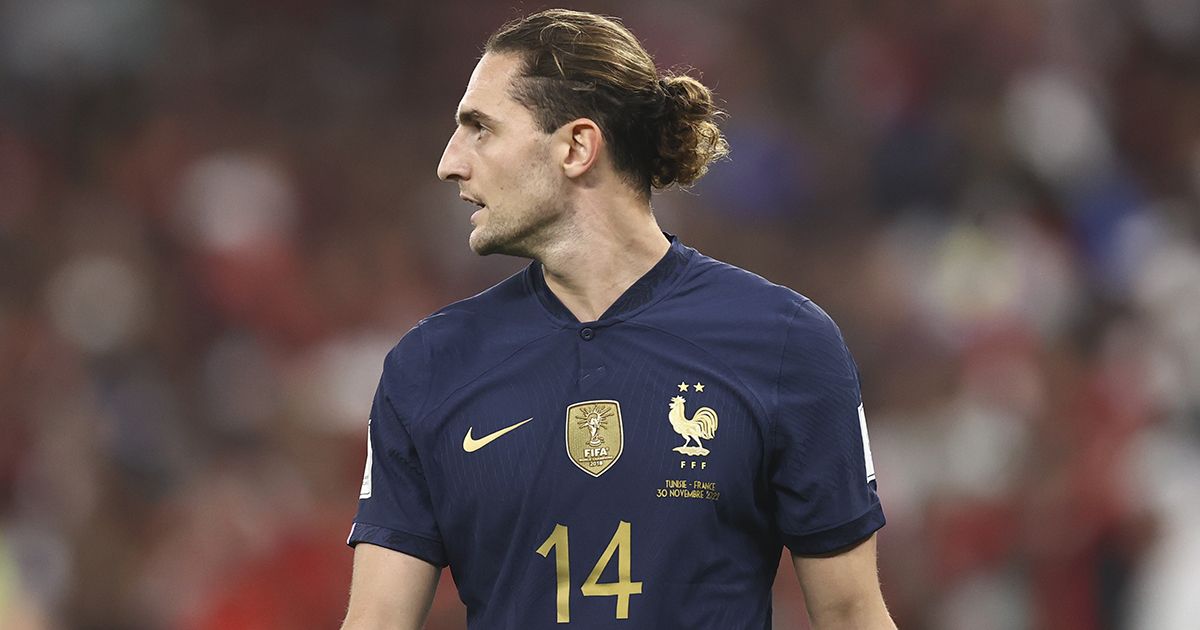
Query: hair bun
657,77,683,100
486,9,728,193
650,74,729,189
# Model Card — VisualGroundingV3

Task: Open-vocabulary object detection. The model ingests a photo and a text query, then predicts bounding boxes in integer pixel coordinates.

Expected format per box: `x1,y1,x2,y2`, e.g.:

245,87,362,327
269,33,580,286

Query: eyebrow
455,108,498,128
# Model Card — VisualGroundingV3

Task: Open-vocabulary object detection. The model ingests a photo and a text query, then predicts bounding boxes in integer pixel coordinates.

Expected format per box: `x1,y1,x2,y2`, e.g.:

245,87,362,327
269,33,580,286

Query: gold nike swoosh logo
462,417,534,453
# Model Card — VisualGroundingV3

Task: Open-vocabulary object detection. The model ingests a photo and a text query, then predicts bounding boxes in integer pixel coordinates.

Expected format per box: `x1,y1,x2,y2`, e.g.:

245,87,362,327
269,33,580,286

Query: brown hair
485,9,729,194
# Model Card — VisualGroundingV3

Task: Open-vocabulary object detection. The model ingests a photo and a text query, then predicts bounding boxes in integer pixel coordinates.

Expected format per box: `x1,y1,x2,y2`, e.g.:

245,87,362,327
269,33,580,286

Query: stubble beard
468,163,566,259
467,140,567,259
468,199,563,260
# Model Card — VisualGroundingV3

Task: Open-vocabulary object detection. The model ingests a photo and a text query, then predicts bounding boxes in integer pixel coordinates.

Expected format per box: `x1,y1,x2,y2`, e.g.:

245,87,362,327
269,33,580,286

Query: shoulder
425,265,532,326
379,266,555,418
401,265,548,352
671,247,856,387
668,248,822,330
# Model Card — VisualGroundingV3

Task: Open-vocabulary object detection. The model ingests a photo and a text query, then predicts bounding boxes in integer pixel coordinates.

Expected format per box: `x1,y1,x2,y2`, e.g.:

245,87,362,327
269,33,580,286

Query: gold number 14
535,521,644,623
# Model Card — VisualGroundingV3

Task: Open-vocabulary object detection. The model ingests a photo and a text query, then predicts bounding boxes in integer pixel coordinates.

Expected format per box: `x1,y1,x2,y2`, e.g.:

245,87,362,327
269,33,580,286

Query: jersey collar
527,233,693,325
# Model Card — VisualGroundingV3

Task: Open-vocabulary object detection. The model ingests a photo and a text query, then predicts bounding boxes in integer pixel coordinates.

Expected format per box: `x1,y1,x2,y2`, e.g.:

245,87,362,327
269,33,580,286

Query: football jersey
348,234,884,629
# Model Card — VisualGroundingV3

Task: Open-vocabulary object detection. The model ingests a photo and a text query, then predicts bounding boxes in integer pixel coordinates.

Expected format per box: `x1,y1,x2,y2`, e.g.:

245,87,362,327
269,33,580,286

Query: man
343,9,894,629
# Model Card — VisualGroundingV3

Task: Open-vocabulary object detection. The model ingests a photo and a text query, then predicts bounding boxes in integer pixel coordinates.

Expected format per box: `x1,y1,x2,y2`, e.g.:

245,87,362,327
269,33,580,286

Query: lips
459,193,485,208
459,192,486,227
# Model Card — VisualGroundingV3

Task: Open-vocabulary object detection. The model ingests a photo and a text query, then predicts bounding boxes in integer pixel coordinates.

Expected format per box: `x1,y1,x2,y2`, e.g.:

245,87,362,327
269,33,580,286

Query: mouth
459,193,486,209
460,193,486,226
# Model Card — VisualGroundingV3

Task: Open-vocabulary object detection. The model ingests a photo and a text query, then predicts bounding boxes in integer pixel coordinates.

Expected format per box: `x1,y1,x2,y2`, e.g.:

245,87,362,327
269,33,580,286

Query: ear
558,118,603,180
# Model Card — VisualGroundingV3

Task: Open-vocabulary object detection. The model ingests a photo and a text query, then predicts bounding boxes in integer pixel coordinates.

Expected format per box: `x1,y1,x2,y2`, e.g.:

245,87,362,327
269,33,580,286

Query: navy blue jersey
348,235,883,629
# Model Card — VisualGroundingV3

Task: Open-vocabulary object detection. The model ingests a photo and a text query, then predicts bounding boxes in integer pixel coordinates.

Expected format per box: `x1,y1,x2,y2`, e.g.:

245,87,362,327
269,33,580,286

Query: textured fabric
348,234,884,629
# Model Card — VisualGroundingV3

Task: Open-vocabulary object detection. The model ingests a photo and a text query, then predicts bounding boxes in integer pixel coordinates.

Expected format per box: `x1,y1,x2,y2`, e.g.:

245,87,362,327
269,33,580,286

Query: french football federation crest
668,395,718,456
566,400,623,477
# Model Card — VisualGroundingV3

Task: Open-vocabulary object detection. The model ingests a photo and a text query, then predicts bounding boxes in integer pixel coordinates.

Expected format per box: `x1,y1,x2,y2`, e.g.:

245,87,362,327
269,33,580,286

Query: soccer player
343,9,893,629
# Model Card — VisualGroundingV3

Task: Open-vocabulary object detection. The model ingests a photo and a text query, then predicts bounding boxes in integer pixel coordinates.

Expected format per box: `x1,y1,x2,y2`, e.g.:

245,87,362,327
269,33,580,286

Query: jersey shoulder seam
769,297,812,452
383,323,433,432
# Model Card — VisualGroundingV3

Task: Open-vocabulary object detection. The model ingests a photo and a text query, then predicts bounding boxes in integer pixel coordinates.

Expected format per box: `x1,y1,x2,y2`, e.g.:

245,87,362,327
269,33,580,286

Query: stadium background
2,0,1199,628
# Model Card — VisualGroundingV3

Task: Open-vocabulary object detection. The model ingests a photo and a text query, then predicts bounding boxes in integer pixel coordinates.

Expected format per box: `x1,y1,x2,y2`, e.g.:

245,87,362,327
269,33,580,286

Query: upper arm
343,543,440,630
343,328,446,628
791,533,895,629
769,299,884,553
771,299,893,627
348,329,448,565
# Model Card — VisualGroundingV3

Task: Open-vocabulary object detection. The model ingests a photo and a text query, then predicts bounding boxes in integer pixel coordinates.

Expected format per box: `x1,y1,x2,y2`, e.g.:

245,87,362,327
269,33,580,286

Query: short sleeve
347,325,448,567
769,299,884,556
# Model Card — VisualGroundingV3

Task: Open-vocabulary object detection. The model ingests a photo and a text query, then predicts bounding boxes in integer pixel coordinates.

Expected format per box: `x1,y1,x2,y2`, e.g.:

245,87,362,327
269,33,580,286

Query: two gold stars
677,382,705,392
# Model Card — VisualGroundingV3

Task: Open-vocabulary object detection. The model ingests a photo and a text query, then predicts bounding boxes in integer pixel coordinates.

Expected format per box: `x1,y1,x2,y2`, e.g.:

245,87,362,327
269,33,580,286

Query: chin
470,227,536,258
469,239,494,256
468,228,503,256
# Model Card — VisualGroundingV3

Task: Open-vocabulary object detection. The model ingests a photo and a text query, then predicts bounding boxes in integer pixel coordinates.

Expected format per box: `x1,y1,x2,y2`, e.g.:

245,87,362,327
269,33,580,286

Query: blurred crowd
2,1,1199,628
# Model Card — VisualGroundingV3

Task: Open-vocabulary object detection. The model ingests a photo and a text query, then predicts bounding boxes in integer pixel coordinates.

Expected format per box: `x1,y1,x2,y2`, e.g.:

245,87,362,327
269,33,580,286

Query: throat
539,236,671,323
542,278,617,323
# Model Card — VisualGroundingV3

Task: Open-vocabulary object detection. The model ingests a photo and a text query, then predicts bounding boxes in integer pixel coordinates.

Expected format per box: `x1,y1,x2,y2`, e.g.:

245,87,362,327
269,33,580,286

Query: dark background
2,0,1199,628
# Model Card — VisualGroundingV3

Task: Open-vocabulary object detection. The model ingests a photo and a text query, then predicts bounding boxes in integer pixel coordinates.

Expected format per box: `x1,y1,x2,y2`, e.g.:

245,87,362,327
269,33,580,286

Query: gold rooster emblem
669,396,718,456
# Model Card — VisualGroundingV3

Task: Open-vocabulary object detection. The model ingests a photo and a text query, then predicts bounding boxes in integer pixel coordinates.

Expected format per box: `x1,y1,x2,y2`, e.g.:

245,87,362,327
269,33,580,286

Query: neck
537,193,669,323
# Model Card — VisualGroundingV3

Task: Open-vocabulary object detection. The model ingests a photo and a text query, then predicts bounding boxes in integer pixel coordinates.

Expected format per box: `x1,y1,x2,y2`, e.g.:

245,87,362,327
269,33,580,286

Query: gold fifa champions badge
566,400,623,477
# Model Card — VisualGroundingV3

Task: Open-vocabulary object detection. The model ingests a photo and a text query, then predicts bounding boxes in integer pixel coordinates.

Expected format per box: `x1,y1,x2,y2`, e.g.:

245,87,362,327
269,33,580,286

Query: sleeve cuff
347,522,449,568
781,504,886,556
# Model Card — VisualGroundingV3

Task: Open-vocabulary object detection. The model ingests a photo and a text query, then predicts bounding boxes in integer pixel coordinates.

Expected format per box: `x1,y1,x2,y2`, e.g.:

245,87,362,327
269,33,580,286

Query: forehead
457,52,526,117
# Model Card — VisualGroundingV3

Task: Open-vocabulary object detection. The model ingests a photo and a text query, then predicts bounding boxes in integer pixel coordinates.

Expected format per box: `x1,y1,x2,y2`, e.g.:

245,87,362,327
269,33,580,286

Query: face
437,52,567,257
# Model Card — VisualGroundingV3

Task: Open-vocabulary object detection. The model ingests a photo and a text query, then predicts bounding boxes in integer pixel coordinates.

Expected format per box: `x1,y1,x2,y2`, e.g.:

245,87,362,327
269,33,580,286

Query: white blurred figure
44,254,150,356
173,152,298,255
1124,427,1200,629
1119,205,1200,629
1004,70,1114,191
287,331,398,433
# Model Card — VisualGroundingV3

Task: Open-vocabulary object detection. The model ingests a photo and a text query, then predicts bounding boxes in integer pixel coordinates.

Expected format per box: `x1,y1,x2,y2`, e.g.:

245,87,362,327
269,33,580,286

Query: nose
436,128,469,182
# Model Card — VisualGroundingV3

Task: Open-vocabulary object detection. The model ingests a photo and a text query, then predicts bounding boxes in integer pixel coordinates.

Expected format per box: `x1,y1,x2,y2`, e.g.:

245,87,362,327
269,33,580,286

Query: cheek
483,137,559,201
525,146,561,188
